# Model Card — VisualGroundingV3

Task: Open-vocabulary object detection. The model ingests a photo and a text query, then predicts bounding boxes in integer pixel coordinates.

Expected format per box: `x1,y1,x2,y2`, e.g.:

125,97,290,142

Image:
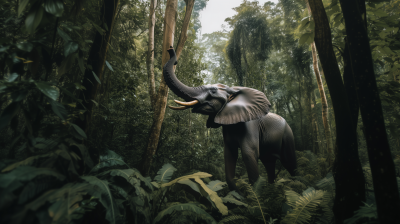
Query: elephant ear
214,87,271,125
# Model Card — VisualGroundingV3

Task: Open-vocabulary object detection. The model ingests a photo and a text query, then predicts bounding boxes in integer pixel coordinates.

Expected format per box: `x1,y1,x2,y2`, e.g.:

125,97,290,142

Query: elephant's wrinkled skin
163,47,297,191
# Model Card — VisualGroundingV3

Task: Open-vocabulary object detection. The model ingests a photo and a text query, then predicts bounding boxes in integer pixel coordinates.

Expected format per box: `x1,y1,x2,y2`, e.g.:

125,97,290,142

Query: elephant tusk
168,105,189,110
174,99,199,106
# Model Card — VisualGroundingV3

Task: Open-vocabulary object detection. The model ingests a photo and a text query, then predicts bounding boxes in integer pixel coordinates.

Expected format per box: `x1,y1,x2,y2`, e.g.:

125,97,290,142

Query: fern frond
236,178,266,223
315,173,335,192
343,203,378,224
252,176,267,197
316,190,334,224
282,190,325,224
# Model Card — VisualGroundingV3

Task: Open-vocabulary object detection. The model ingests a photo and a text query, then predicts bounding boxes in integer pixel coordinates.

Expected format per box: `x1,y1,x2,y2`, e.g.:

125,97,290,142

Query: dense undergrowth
1,140,398,224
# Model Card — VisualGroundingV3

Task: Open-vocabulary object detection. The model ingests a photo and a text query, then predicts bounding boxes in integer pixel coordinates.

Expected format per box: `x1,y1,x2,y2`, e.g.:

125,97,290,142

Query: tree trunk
147,0,157,108
311,42,333,160
140,0,195,176
311,91,320,154
339,0,400,222
307,0,366,223
77,0,120,133
306,1,333,162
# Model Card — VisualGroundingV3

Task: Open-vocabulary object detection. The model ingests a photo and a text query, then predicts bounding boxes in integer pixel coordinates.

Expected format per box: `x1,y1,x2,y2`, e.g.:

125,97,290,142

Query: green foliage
343,203,378,224
154,163,177,183
153,203,217,224
281,189,325,224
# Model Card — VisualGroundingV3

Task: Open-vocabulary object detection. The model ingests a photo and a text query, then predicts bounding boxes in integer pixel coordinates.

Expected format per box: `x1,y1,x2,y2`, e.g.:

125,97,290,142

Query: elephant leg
260,155,277,184
224,144,239,191
280,124,297,177
241,147,260,185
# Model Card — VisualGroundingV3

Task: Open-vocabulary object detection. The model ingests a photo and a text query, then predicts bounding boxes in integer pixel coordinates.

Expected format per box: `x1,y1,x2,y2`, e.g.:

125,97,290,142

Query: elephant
163,47,297,191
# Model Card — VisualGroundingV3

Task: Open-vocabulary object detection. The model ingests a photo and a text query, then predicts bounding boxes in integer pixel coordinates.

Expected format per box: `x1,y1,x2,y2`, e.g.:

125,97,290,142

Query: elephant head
164,47,271,128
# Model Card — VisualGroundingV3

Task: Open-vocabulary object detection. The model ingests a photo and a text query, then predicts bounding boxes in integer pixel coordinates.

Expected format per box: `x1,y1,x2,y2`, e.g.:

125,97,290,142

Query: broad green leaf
49,99,67,120
154,163,177,183
222,194,248,207
0,166,65,207
383,46,394,55
0,102,21,131
1,149,79,172
193,177,228,215
89,150,128,173
25,5,44,33
379,31,388,39
92,71,101,84
206,180,227,192
71,124,87,139
57,28,72,42
299,33,311,45
64,41,78,57
11,90,27,102
105,61,114,71
91,100,98,107
89,20,105,35
161,172,212,188
7,73,19,82
35,82,59,101
78,56,85,74
153,203,217,224
18,0,30,16
305,32,315,45
16,42,33,52
374,9,388,17
178,179,201,193
44,0,64,17
58,53,76,76
80,176,122,224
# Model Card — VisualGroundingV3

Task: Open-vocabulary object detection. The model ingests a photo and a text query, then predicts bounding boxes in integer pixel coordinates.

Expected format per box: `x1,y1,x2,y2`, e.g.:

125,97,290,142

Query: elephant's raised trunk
163,47,204,107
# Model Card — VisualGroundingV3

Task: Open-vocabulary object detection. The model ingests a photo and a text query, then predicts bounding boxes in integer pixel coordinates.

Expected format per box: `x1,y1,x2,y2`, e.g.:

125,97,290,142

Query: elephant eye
211,88,217,93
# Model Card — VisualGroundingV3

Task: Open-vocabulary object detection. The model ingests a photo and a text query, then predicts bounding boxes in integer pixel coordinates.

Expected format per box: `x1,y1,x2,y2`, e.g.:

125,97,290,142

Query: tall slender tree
140,0,195,175
77,0,120,133
306,1,333,163
147,0,158,108
307,0,366,222
339,0,400,222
